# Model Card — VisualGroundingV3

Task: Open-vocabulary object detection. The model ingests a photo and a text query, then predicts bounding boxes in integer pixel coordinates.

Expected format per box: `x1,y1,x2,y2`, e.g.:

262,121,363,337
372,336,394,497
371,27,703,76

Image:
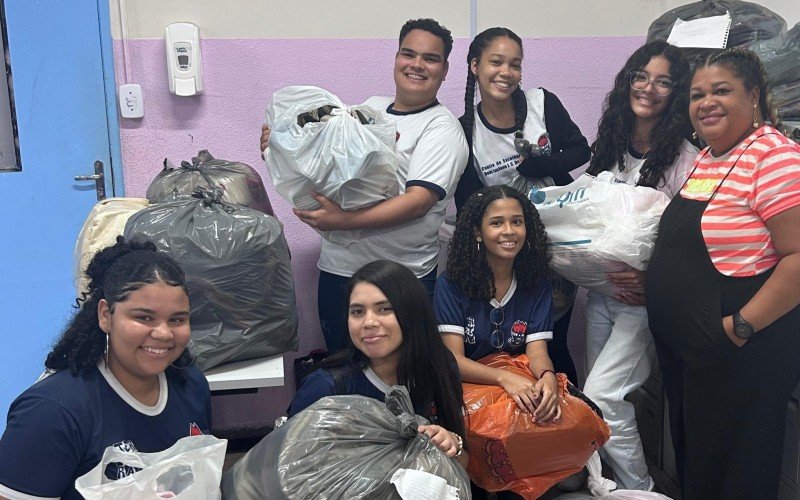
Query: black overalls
645,132,800,499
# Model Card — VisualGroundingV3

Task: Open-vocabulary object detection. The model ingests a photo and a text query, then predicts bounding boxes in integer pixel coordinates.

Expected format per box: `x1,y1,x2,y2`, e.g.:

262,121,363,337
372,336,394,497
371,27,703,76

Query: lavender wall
115,35,644,429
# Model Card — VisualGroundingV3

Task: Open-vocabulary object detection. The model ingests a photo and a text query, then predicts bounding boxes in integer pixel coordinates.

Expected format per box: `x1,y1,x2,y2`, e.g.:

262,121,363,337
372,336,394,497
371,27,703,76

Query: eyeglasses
489,307,504,350
629,70,674,96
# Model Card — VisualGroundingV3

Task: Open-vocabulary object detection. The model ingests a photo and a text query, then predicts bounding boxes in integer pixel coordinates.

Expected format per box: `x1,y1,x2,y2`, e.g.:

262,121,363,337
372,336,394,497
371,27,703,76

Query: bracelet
538,369,556,379
454,433,464,457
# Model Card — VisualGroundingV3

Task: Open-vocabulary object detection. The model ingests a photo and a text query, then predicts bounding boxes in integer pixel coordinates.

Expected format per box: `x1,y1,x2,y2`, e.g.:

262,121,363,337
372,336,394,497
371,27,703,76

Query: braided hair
587,41,693,189
461,28,527,151
692,46,781,130
447,185,549,301
46,236,192,377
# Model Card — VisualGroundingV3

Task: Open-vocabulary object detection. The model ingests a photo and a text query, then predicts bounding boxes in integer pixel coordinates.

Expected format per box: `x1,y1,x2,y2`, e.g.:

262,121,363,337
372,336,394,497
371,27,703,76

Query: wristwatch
733,310,755,339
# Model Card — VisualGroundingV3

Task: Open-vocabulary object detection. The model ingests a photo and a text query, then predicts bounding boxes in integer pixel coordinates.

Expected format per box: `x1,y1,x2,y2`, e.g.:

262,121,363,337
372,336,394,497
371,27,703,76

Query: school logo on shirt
684,178,719,195
104,440,141,480
536,133,552,156
189,422,203,436
465,316,477,344
509,320,527,347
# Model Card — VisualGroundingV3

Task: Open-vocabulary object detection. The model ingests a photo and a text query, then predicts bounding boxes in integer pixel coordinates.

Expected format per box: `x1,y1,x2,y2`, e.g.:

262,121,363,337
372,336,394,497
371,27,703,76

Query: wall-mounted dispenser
165,22,203,96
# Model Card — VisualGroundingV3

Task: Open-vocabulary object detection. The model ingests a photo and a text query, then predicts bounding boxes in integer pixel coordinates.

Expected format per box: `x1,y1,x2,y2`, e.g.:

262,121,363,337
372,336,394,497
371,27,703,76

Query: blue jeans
317,268,436,352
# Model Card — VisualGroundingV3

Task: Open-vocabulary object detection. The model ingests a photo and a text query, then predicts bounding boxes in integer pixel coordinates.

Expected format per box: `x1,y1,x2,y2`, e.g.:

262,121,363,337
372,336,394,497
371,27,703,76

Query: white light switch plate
118,83,144,119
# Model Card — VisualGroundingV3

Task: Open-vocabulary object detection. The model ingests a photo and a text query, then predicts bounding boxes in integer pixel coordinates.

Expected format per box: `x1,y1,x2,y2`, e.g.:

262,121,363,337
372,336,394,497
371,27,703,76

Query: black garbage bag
773,80,800,120
147,150,275,216
647,0,787,62
751,23,800,86
221,386,472,500
124,187,298,371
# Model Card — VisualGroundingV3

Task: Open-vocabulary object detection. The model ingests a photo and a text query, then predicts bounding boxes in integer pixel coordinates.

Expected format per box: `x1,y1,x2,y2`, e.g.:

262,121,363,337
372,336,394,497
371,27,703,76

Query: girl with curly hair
581,40,699,491
0,237,211,500
435,185,557,416
455,27,591,385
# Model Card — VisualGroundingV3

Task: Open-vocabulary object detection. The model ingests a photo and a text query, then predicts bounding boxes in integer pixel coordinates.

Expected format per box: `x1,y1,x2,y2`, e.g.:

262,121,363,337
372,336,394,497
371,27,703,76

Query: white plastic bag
531,173,670,296
75,435,227,500
265,86,399,245
74,197,150,298
555,452,674,498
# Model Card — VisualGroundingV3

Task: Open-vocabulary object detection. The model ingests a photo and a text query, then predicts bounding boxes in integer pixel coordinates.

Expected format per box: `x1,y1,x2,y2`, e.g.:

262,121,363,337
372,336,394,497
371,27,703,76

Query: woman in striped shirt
646,47,800,499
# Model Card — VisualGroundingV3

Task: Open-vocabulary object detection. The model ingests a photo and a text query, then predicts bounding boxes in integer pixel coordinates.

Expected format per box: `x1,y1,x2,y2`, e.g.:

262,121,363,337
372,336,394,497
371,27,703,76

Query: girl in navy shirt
0,238,211,500
435,185,559,423
289,260,468,463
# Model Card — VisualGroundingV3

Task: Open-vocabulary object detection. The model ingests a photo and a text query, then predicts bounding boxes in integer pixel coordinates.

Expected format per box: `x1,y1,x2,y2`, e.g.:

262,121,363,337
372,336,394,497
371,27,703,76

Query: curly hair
692,46,781,130
399,18,453,60
320,260,466,439
460,28,526,151
447,185,549,300
587,41,694,189
45,236,193,378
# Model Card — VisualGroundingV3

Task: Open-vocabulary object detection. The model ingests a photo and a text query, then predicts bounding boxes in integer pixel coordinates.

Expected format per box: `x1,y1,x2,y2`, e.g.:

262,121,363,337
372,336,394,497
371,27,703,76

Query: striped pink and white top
679,126,800,277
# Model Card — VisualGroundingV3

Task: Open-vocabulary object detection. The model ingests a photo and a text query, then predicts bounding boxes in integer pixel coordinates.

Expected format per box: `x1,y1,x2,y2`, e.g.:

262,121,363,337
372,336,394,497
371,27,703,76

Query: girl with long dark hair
582,40,698,491
0,238,211,500
455,26,591,386
289,260,467,462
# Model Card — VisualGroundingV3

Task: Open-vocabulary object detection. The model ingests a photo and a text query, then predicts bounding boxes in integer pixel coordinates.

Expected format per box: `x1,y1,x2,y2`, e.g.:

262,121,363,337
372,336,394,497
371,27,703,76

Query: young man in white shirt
263,19,468,351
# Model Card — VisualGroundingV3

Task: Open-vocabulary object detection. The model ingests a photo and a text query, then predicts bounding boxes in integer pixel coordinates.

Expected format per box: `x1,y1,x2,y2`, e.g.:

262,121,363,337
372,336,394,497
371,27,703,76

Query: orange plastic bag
464,353,611,499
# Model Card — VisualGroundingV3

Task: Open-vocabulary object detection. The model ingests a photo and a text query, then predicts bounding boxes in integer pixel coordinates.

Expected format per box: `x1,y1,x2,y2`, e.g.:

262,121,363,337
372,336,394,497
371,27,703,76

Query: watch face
734,323,754,339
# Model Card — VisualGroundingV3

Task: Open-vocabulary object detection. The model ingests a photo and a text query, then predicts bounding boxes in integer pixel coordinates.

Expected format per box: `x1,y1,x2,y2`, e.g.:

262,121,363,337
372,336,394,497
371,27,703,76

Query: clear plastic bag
147,150,275,216
75,435,227,500
265,86,399,245
531,173,671,296
221,386,471,500
124,188,298,370
647,0,787,61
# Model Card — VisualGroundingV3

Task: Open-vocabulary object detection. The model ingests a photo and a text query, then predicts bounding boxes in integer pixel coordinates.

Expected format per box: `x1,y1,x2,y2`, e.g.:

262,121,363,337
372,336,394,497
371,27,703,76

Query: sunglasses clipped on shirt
629,70,674,96
490,306,504,350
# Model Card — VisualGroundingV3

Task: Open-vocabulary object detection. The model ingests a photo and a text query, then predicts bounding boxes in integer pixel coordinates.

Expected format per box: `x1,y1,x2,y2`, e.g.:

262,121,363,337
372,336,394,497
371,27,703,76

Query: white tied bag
265,86,399,245
75,435,227,500
531,172,670,296
73,197,150,297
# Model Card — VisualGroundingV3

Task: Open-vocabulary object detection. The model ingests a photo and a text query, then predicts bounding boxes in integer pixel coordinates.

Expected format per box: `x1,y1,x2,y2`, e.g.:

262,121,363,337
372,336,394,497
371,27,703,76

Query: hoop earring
477,241,482,252
752,103,759,128
526,240,531,251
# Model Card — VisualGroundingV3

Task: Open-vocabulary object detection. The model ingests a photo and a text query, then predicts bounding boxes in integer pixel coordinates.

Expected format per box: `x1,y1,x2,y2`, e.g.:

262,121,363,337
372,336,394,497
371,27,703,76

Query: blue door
0,0,121,430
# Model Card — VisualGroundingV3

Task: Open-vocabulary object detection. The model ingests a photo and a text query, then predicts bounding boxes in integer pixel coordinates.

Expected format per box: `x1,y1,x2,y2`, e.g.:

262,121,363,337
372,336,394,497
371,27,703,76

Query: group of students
1,15,799,500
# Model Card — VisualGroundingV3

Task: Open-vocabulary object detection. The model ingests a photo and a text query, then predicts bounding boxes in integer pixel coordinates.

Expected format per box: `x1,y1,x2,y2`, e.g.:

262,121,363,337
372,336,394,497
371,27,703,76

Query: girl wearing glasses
455,27,591,387
435,185,558,423
581,41,698,491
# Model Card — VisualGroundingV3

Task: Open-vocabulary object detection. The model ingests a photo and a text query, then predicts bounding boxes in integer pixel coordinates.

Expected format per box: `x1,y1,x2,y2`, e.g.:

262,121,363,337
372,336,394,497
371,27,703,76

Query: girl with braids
580,40,698,491
0,237,211,500
435,186,559,498
646,47,800,499
289,260,468,465
455,27,591,387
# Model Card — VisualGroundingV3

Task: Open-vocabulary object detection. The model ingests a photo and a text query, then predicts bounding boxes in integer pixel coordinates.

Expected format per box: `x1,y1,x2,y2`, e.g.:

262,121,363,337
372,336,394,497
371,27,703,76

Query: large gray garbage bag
124,188,298,371
751,23,800,86
221,386,471,500
646,0,787,62
147,149,275,216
